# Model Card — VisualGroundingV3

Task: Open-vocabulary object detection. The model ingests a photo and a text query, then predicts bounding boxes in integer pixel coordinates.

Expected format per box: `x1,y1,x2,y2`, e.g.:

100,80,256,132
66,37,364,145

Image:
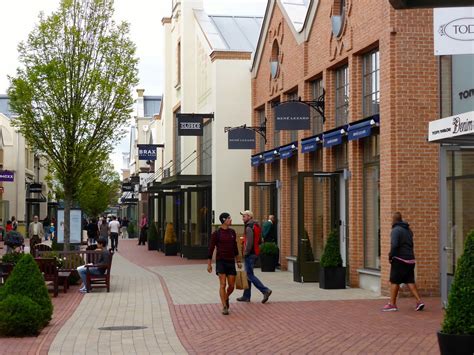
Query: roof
0,95,13,117
144,96,162,118
281,0,311,32
194,10,263,52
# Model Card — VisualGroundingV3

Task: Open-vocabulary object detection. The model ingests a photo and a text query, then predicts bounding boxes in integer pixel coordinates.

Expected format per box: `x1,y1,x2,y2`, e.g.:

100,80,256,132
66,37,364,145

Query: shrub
0,295,43,336
320,229,343,268
441,230,474,335
0,254,53,327
4,230,24,248
127,221,136,238
147,222,159,242
164,222,176,244
1,252,25,265
260,242,279,256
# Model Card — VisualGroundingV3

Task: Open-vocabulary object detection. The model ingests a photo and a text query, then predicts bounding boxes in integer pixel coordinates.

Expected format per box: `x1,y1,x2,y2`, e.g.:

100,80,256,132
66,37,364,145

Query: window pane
335,66,349,126
311,79,324,134
362,50,380,117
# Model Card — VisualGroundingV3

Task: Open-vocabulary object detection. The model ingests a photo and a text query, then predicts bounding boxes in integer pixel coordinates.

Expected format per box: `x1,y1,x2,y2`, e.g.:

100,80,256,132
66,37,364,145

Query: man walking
28,215,44,253
262,215,277,243
382,212,424,312
108,216,120,252
237,210,272,304
207,212,241,315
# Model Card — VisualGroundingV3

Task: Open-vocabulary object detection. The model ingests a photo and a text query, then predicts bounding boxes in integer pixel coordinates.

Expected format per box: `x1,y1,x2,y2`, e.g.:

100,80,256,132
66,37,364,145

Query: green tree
77,161,121,217
8,0,138,250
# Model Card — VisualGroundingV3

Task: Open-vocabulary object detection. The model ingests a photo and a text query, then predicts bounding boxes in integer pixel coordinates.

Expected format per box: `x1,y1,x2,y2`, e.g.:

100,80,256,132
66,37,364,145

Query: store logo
453,116,473,134
459,88,474,100
438,17,474,41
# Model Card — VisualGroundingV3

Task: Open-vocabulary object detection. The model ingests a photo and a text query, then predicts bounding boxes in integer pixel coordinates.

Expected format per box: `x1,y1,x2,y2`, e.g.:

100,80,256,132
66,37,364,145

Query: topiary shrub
1,252,25,265
260,242,279,256
164,222,177,244
0,254,53,327
128,221,137,238
0,295,43,336
441,230,474,335
320,229,343,268
147,222,159,242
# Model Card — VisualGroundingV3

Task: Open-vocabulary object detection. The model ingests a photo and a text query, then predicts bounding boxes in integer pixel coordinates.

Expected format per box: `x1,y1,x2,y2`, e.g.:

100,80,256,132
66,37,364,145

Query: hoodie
389,221,415,261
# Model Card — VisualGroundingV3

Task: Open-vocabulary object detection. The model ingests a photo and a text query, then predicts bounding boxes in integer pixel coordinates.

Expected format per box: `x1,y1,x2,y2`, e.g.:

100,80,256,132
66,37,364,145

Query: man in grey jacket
236,210,272,303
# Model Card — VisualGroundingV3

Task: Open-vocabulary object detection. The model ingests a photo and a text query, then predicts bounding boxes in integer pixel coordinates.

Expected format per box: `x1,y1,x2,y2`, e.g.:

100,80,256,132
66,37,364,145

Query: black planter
164,243,178,256
293,261,319,282
319,267,346,289
147,239,158,251
260,254,278,272
438,331,474,355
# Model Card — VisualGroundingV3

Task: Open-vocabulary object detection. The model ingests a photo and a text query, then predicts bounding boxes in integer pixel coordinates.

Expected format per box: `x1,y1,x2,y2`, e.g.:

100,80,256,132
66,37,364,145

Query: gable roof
251,0,320,77
194,9,263,52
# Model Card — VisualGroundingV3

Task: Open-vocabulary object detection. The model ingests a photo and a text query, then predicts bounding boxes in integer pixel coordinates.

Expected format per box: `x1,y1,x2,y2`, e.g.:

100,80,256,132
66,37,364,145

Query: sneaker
222,307,229,315
262,289,272,304
236,296,250,302
415,301,425,311
382,303,398,312
79,288,87,294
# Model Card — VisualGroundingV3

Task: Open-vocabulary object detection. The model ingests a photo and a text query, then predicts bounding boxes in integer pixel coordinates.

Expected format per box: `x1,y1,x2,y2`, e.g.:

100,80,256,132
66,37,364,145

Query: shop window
199,119,212,175
290,159,298,256
311,79,324,135
287,91,299,142
363,134,380,269
272,100,280,147
335,65,349,126
257,108,266,152
175,41,181,87
362,50,380,118
334,142,348,170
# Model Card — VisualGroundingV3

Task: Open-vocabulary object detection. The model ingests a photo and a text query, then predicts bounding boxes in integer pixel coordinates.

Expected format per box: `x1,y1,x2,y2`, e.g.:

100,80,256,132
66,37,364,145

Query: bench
0,263,14,285
34,258,58,297
32,243,52,258
86,251,114,292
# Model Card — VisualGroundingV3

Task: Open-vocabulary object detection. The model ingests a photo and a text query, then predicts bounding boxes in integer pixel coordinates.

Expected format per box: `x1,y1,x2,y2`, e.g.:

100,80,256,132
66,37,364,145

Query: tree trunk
63,190,72,251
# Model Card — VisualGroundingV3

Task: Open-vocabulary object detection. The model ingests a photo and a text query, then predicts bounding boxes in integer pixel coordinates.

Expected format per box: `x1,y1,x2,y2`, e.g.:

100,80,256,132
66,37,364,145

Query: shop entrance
157,191,184,253
244,181,278,236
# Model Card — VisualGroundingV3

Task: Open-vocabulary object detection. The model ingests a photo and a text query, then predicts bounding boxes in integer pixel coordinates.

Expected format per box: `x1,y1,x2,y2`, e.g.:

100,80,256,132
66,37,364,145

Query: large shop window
311,79,324,135
335,65,349,127
290,158,298,256
199,119,212,175
363,134,380,269
362,50,380,117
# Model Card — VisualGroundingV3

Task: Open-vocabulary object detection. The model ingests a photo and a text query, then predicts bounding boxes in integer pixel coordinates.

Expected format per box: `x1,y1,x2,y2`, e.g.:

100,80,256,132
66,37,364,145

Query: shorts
215,260,237,276
390,258,415,284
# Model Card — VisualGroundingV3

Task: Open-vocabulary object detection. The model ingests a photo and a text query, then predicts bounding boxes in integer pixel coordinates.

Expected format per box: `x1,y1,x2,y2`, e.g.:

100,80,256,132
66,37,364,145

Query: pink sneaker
382,303,398,312
415,301,425,311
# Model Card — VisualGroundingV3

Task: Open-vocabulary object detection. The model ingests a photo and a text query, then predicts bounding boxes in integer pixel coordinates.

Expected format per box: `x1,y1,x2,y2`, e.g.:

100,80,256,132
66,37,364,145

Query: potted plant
437,230,474,355
147,222,159,251
319,229,346,289
260,242,279,272
164,222,178,256
127,220,137,239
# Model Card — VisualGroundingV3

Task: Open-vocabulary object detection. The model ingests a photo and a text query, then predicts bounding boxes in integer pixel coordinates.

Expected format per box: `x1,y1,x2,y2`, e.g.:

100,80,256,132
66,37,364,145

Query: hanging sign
121,183,133,192
274,102,311,130
428,110,474,142
177,114,206,136
29,183,43,193
228,128,256,149
0,170,14,182
434,7,474,55
137,144,158,161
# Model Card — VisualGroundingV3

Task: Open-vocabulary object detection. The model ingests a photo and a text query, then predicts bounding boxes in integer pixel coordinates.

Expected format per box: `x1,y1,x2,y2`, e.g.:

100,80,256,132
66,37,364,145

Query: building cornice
210,51,251,62
162,17,172,25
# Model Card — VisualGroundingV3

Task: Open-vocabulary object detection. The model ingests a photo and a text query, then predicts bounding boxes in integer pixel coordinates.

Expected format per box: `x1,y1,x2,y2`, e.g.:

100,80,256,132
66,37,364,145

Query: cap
240,210,253,218
219,212,231,224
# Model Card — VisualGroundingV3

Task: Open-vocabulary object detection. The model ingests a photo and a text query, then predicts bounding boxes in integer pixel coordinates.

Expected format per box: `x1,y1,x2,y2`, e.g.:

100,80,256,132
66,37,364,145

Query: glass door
158,191,184,253
244,181,278,228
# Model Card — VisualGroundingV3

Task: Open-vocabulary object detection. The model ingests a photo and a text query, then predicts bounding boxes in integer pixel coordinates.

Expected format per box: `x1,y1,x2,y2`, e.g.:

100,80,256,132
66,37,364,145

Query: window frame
362,50,380,118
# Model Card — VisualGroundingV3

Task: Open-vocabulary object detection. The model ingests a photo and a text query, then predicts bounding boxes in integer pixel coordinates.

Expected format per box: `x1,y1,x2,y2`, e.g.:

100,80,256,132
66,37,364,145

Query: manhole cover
98,326,148,331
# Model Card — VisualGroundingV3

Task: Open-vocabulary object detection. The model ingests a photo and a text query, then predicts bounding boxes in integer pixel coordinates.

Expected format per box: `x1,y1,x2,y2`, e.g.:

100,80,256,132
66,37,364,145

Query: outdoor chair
35,258,59,297
85,251,113,292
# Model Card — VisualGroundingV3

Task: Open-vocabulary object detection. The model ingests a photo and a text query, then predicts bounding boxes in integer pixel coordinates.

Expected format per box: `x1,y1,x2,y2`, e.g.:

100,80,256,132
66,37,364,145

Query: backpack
244,222,262,256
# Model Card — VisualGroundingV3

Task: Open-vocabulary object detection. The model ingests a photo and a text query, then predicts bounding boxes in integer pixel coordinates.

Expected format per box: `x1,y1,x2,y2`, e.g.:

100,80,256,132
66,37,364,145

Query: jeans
243,254,270,300
110,233,119,250
43,226,50,240
77,265,103,289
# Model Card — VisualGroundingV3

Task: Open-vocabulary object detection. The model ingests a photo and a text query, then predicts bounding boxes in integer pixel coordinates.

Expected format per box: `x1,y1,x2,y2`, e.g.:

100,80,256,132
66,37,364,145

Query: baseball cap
219,212,231,224
240,210,253,218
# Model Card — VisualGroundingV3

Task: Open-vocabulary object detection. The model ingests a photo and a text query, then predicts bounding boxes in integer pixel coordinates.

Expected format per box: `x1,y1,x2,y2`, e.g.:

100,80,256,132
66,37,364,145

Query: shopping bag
235,270,249,290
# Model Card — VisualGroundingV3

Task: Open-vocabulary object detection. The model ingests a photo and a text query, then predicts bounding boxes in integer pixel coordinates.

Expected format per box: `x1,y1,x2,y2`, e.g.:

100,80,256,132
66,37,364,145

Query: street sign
0,170,14,182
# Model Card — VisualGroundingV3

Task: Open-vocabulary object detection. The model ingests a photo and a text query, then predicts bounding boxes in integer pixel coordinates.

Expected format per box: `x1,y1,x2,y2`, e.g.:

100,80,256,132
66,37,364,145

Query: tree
77,161,121,217
8,0,138,250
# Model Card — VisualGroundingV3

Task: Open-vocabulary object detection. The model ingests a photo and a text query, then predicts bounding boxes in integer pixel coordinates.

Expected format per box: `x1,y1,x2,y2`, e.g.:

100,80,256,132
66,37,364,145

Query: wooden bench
0,263,14,285
32,243,52,258
86,251,114,292
35,258,59,297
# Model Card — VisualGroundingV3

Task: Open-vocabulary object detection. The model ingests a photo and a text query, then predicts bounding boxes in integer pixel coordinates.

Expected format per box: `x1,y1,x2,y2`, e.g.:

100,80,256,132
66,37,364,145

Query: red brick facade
251,0,439,296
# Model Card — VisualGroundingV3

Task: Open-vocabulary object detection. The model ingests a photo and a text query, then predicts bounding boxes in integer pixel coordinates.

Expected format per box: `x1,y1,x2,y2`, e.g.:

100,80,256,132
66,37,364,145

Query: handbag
235,270,249,290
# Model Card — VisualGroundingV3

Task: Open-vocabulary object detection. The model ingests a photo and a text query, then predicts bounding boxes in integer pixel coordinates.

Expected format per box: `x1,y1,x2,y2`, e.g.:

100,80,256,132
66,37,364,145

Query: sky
0,0,267,173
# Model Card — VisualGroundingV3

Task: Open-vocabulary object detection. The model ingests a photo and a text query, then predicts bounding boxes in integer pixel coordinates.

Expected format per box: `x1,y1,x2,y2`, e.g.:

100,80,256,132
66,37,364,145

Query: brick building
249,0,440,295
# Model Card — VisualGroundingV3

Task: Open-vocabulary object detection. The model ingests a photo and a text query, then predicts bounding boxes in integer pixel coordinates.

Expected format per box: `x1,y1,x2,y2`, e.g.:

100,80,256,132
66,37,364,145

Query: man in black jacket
382,212,424,312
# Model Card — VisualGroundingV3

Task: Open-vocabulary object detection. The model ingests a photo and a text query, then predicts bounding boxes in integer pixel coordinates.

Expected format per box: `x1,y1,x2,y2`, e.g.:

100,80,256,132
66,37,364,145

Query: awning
263,150,278,164
348,115,380,141
251,155,262,167
160,174,211,188
323,128,345,148
278,142,298,159
301,136,321,153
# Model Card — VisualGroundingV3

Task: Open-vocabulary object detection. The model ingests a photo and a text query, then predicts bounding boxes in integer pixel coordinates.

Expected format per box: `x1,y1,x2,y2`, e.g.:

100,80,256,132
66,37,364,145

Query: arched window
331,0,346,37
270,40,280,79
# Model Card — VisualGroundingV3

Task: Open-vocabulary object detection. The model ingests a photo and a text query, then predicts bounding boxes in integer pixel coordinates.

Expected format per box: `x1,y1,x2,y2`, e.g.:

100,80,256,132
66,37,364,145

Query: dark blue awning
323,129,345,148
263,150,277,164
279,143,297,159
301,136,321,153
348,115,379,141
251,155,262,167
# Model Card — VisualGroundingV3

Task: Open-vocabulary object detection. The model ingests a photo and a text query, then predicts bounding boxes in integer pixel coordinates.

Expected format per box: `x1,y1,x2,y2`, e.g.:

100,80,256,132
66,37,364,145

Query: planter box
147,239,158,251
319,267,346,289
181,245,208,259
260,254,278,272
293,261,319,282
164,243,178,256
438,331,474,355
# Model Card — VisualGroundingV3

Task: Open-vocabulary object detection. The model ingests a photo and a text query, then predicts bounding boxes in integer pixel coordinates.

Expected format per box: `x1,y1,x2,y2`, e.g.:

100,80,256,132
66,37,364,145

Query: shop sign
122,183,133,192
0,170,14,182
177,114,205,136
428,110,474,141
228,128,256,149
137,144,158,161
434,8,474,55
274,102,311,130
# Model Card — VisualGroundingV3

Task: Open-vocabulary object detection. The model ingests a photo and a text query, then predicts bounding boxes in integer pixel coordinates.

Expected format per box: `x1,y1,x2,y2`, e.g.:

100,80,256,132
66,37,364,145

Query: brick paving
120,240,443,354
